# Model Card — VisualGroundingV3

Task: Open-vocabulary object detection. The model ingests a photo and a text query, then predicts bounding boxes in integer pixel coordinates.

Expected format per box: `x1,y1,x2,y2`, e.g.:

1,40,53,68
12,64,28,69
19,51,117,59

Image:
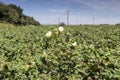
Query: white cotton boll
72,42,77,46
45,31,52,37
59,26,64,32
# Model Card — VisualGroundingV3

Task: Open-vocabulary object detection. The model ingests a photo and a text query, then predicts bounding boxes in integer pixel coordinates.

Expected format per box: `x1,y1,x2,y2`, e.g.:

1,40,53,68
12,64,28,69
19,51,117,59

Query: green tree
0,2,40,26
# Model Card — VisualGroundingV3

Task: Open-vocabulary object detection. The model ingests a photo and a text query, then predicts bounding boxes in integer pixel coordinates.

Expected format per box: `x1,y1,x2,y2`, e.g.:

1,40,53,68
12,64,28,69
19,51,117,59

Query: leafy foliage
115,23,120,26
0,25,120,80
59,22,66,26
0,2,40,26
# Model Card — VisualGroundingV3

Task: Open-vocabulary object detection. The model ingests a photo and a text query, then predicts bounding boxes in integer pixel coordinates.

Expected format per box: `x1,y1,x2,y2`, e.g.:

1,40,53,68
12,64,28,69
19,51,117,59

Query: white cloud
48,8,70,13
66,0,120,11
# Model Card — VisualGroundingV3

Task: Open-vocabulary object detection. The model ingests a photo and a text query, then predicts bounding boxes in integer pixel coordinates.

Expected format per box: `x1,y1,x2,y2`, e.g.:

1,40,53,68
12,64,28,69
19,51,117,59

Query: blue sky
1,0,120,24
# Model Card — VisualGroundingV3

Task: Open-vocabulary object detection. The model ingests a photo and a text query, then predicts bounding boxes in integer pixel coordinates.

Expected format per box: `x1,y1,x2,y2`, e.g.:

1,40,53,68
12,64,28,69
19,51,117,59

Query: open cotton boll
72,42,77,46
45,31,52,37
59,26,64,32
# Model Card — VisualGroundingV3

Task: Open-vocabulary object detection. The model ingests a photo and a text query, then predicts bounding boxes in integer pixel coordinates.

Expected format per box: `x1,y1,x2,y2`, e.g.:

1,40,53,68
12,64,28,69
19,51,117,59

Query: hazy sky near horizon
1,0,120,24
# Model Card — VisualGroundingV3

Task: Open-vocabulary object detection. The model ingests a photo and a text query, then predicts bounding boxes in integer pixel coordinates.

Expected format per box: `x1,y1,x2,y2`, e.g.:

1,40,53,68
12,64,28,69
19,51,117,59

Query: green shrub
59,22,66,26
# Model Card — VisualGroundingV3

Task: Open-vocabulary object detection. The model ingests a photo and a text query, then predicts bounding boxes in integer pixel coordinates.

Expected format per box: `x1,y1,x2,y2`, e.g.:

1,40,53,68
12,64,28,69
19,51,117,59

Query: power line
66,9,70,25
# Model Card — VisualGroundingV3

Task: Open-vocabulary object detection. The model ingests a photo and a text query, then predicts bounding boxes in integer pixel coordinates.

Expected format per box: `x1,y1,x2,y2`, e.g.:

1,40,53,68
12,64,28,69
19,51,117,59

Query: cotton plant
45,26,77,47
45,26,64,38
42,26,78,79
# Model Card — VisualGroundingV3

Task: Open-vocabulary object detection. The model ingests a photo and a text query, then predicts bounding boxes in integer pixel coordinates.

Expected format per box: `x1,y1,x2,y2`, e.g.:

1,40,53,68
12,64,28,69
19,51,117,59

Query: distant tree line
0,2,40,26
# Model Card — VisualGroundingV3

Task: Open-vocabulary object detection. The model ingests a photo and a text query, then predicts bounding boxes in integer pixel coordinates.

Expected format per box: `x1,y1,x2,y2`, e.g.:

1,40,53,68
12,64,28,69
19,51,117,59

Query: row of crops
0,25,120,80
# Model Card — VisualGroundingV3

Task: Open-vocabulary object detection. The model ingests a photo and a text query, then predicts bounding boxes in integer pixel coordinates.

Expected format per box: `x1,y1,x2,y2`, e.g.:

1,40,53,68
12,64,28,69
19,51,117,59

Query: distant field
0,25,120,80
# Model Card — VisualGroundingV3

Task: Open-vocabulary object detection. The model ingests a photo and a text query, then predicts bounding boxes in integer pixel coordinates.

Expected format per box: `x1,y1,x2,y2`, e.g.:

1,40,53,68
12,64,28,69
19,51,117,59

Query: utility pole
58,17,60,25
66,9,70,25
93,17,96,25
